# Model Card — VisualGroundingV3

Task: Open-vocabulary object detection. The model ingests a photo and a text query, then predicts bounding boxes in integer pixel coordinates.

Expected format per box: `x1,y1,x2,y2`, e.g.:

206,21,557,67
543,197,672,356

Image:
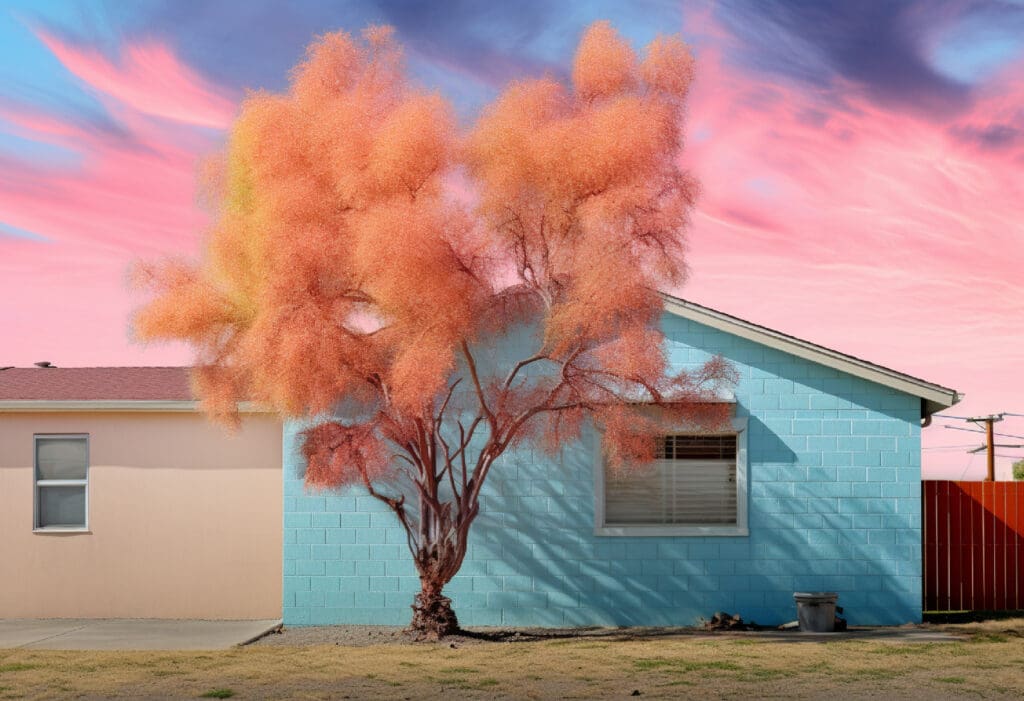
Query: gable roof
661,294,960,419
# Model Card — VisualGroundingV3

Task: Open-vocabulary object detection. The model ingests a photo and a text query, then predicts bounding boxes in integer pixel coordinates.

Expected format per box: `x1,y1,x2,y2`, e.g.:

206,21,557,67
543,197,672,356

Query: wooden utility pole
986,419,995,481
968,415,1004,481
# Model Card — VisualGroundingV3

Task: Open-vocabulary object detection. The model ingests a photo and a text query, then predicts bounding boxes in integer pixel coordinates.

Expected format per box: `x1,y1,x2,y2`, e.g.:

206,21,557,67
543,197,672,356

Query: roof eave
660,294,960,418
0,400,272,413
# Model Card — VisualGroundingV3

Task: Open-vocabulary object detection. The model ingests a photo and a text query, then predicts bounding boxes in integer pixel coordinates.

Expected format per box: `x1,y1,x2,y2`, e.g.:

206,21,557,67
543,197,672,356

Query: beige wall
0,412,282,619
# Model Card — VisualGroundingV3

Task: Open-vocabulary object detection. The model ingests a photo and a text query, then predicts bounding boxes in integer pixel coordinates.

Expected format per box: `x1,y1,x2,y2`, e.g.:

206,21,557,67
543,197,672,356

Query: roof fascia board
661,296,958,411
0,400,272,413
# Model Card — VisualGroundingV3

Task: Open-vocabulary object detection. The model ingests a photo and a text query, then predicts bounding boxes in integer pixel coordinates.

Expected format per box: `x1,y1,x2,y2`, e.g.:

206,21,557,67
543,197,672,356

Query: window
594,418,747,536
34,434,89,531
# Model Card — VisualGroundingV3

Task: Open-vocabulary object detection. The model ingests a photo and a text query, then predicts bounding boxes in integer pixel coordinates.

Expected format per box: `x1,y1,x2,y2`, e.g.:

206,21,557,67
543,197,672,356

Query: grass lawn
1,621,1022,700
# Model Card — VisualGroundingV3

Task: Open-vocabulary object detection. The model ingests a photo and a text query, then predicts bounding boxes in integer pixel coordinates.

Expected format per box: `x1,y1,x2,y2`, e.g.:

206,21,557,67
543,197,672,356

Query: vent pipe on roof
34,361,55,368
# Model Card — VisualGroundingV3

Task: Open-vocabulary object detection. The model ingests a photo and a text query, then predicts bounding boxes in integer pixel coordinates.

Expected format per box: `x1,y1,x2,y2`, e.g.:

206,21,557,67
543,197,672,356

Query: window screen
35,435,88,529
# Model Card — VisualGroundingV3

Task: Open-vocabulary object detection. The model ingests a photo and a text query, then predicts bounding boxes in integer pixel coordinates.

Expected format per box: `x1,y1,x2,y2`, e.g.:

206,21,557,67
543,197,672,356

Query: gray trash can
793,592,838,632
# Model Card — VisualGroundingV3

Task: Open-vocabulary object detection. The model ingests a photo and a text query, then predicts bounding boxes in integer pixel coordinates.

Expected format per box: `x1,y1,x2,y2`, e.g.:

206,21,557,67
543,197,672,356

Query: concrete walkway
0,619,282,650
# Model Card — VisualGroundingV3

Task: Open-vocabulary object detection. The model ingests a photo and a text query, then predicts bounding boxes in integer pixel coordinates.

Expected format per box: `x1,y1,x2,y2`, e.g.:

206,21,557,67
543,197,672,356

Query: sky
1,0,1023,479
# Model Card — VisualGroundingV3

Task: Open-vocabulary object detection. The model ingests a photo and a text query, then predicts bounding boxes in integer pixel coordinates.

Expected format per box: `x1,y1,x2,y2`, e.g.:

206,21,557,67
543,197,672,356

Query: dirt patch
253,624,705,647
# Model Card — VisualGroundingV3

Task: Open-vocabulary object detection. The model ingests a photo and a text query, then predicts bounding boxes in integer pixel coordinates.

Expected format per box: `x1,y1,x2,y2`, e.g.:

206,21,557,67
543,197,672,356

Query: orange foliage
641,35,696,99
302,422,390,489
134,21,731,486
572,21,637,100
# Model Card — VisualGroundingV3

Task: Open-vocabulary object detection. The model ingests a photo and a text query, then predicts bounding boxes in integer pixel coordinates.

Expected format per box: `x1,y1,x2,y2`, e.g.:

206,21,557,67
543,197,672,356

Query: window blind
605,434,737,526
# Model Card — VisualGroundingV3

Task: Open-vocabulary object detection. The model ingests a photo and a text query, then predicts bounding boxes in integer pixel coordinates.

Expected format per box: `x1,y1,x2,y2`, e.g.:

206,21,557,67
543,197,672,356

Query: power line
969,443,1024,454
941,424,1024,440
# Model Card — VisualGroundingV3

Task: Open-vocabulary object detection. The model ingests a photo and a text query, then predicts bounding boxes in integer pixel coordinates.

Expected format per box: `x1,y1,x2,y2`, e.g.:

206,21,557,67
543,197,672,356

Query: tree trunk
409,577,459,640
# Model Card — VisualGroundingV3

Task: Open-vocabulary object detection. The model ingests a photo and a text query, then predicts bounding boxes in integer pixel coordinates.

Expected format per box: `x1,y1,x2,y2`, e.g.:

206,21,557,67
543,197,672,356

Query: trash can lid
793,592,838,603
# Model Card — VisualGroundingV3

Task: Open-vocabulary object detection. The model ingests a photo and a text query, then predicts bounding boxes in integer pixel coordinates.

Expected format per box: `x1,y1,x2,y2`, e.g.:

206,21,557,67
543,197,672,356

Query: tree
134,22,734,639
1014,460,1024,481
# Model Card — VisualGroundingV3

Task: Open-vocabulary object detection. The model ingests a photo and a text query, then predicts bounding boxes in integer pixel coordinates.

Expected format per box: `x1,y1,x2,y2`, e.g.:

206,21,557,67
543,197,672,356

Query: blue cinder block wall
283,313,922,627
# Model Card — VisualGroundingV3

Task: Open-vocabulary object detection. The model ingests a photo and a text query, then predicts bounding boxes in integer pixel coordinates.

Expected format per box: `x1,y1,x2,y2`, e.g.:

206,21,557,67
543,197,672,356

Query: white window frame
33,433,90,533
594,417,748,537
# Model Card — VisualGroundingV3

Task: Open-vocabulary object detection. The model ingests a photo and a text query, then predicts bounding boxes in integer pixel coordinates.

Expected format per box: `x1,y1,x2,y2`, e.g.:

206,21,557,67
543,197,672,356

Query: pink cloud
0,101,83,141
0,102,211,255
36,30,236,129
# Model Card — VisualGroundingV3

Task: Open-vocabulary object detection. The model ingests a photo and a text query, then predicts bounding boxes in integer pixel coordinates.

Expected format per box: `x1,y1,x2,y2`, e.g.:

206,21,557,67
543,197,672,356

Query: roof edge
660,294,960,417
0,400,272,413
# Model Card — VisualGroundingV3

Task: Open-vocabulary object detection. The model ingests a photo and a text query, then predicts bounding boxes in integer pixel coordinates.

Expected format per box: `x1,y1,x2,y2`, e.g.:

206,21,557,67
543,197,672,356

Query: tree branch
502,353,549,390
435,378,462,424
457,420,470,494
358,468,417,554
461,340,496,433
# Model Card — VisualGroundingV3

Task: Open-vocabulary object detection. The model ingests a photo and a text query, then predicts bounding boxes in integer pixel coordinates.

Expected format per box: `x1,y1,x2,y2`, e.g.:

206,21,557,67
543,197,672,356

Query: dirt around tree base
253,624,711,647
409,591,460,640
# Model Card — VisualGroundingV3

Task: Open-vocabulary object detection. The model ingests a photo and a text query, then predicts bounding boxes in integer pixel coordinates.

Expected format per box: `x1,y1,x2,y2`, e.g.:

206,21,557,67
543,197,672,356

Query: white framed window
594,417,747,537
33,434,89,532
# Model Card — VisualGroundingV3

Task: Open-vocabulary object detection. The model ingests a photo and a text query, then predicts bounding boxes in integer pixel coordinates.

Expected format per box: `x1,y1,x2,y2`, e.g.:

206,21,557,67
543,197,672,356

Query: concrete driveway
0,619,281,650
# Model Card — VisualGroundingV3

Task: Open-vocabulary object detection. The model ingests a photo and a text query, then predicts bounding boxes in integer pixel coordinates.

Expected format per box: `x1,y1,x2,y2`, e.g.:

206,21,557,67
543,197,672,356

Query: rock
702,611,757,631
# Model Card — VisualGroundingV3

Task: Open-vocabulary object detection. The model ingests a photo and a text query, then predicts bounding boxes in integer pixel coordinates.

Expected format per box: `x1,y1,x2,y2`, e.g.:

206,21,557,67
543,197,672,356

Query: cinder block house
0,367,282,620
282,296,959,627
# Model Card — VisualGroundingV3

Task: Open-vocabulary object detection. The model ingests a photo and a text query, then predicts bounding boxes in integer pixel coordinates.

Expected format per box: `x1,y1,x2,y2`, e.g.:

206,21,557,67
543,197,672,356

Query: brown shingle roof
0,367,193,401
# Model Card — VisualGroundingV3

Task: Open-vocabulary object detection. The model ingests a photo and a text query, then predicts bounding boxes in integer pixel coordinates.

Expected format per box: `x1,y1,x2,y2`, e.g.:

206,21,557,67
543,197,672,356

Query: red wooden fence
922,480,1024,612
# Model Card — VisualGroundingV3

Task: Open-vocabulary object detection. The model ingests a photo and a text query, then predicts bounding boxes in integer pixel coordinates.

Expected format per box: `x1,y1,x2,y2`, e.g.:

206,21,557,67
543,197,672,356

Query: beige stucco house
0,366,282,619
